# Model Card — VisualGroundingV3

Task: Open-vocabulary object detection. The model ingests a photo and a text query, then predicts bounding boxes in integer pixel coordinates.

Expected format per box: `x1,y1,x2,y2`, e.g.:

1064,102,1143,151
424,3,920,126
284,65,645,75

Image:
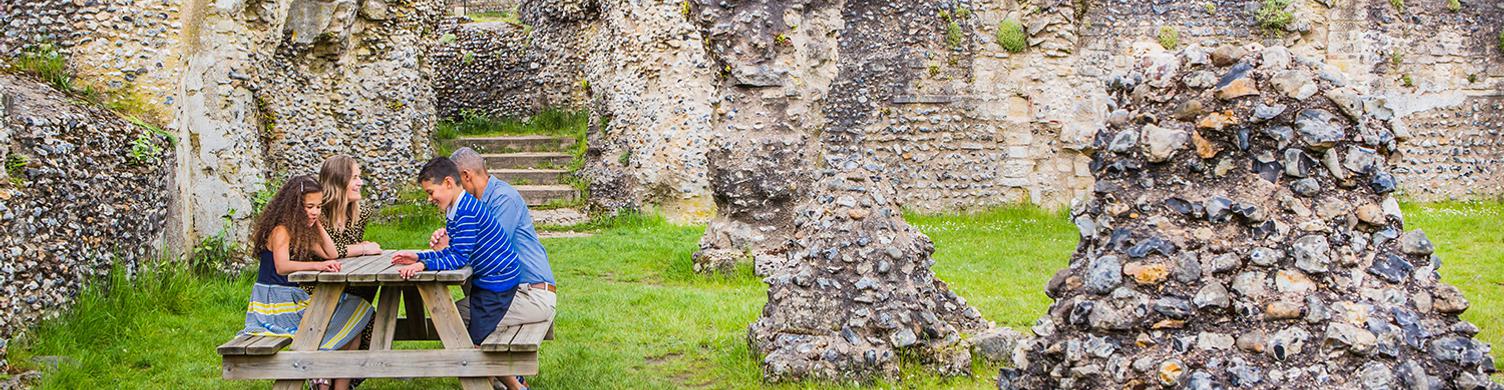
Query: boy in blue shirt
392,158,522,346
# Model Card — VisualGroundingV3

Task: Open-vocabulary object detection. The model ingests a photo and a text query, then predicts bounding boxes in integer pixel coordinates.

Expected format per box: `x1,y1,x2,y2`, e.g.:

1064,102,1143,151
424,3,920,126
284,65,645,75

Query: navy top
256,250,297,287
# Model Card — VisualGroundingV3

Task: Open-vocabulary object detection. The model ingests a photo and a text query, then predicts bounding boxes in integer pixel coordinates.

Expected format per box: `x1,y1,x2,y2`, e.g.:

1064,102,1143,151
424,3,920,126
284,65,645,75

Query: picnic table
217,250,554,390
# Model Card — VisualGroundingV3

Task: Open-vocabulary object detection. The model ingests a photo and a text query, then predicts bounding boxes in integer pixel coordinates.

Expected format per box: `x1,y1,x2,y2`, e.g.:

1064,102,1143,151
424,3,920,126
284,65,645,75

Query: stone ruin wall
0,74,177,371
1,0,448,250
0,0,447,370
430,0,1504,218
445,0,517,14
0,0,186,124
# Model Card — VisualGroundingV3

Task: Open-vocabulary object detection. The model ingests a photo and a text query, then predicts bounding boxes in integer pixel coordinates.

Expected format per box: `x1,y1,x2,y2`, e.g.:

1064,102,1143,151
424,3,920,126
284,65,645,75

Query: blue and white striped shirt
418,192,521,292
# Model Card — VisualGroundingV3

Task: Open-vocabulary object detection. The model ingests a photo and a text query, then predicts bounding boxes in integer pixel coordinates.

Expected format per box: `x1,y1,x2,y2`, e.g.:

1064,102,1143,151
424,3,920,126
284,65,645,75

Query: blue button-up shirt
476,176,555,285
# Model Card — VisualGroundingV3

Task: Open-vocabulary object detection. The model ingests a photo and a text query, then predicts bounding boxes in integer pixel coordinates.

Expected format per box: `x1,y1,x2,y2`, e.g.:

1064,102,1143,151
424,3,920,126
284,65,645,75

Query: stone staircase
447,135,586,226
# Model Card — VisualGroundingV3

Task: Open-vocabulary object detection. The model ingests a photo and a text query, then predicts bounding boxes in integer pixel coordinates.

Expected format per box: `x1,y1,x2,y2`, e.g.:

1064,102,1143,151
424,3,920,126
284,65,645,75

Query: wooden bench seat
480,320,555,352
217,334,292,356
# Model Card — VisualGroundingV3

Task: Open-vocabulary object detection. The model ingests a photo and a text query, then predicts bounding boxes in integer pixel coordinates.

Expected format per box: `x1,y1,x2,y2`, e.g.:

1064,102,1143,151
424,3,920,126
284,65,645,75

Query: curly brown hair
250,175,323,260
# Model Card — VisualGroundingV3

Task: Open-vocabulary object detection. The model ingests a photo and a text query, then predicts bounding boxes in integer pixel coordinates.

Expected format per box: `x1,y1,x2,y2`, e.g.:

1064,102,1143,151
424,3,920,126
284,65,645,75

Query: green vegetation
680,0,692,18
1256,0,1296,33
439,33,457,44
461,51,475,65
10,202,1504,388
4,153,27,186
945,21,965,49
467,11,522,26
773,33,790,46
7,43,85,97
996,18,1028,53
1157,26,1180,50
128,132,163,166
1390,0,1405,13
190,213,244,277
1204,3,1216,14
250,176,286,216
1391,50,1404,65
1470,74,1480,84
1498,30,1504,54
1449,0,1462,12
1402,73,1415,87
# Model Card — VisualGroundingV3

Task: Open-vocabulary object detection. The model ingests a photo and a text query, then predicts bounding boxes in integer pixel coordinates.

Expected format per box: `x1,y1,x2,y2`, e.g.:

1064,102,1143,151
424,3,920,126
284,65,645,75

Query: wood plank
507,321,550,352
434,267,472,282
481,325,524,352
273,283,344,390
328,256,387,283
393,318,440,341
545,323,555,340
368,286,402,351
400,286,429,341
348,261,394,283
244,336,291,355
287,267,323,283
216,334,255,356
377,264,439,282
317,257,366,283
223,350,539,380
416,283,491,390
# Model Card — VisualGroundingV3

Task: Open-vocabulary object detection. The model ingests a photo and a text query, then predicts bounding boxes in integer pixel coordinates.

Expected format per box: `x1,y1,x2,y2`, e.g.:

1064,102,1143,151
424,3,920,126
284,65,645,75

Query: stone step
490,169,568,185
451,135,576,153
483,152,573,169
517,185,577,206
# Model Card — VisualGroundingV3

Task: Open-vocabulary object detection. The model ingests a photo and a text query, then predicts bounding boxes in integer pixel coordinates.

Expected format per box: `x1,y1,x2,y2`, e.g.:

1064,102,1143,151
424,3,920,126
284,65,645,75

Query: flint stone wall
0,74,175,371
430,19,587,119
433,0,1504,217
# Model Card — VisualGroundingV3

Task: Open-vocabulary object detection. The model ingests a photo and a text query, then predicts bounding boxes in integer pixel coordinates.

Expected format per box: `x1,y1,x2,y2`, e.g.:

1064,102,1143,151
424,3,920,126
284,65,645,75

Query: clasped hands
388,228,452,279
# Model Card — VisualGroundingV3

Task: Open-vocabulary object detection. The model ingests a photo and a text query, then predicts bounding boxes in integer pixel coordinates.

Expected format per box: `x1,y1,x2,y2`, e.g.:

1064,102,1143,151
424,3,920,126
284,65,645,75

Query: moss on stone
1256,0,1295,33
945,20,964,49
1157,26,1179,50
996,18,1027,53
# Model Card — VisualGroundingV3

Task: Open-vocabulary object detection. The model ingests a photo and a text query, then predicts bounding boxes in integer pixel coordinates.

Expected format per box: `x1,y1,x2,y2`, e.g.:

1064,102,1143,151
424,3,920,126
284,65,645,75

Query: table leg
401,286,429,340
416,283,490,390
369,285,402,351
272,284,345,390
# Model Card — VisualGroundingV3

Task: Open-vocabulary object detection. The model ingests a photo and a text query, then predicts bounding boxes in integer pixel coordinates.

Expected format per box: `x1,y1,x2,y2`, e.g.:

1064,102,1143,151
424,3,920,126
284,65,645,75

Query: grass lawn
6,202,1501,388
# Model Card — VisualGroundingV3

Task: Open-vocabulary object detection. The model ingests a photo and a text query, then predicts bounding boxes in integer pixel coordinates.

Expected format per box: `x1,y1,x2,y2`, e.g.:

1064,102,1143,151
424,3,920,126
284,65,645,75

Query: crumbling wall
1005,45,1500,389
517,0,717,223
430,19,587,119
746,0,990,381
0,0,185,123
687,0,834,275
0,74,175,370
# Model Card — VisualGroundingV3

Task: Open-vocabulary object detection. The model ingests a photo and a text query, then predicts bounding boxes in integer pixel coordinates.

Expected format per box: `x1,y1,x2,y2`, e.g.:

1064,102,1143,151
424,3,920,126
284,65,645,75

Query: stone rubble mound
748,154,989,382
1004,44,1501,389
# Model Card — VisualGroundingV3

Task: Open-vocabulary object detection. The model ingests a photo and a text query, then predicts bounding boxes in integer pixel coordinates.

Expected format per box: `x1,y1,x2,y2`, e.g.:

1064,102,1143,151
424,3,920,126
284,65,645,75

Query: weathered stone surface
1006,48,1500,390
747,0,989,382
0,74,174,365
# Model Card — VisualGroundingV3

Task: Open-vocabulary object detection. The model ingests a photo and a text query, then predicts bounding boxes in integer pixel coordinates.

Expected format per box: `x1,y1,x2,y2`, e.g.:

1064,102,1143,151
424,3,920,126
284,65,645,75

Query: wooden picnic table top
287,250,471,284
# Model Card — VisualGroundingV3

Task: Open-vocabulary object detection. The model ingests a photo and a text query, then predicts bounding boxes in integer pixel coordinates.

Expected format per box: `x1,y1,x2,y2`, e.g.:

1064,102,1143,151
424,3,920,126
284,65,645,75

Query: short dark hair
417,157,461,186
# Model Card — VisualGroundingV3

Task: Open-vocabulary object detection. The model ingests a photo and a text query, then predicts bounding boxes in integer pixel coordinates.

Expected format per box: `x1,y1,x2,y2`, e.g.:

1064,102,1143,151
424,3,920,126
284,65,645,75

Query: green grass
466,11,522,26
8,202,1504,388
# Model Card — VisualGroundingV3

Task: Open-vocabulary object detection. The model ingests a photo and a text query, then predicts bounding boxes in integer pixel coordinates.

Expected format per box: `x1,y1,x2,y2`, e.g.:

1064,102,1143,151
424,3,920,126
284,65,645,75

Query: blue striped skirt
239,283,374,351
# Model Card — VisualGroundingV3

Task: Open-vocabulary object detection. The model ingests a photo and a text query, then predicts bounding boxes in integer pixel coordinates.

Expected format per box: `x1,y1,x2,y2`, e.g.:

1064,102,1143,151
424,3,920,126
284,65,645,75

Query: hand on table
352,241,383,256
397,262,426,279
392,251,419,265
317,260,342,272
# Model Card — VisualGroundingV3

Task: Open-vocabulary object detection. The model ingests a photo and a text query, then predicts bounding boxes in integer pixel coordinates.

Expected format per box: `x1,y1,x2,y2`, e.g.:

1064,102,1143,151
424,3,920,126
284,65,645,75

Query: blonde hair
318,155,362,233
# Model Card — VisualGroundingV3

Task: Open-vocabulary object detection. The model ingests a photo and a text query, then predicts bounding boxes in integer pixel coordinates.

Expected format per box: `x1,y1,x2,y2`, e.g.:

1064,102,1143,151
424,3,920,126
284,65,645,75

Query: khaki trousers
457,282,557,327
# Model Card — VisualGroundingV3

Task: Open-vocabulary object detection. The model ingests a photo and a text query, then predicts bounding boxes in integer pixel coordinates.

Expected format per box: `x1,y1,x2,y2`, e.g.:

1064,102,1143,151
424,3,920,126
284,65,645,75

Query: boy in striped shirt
392,157,522,346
